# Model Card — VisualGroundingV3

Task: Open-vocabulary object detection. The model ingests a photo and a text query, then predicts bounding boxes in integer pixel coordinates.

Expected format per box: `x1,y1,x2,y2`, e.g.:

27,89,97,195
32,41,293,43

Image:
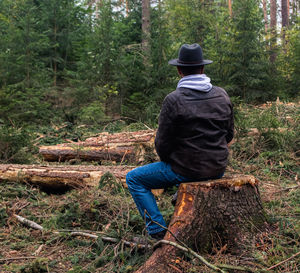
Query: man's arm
155,97,175,162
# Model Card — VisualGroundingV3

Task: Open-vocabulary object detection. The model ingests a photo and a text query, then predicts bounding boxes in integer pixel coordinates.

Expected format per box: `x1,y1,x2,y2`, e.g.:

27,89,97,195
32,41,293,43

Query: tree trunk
281,0,289,45
137,175,266,273
282,0,289,28
270,0,277,62
228,0,232,17
39,128,279,163
53,6,57,87
262,0,268,33
126,0,129,16
142,0,150,59
39,130,157,163
0,164,133,189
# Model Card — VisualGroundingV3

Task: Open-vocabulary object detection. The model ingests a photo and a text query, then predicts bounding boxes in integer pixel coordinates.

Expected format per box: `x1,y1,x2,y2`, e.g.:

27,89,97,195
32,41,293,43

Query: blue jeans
126,161,223,235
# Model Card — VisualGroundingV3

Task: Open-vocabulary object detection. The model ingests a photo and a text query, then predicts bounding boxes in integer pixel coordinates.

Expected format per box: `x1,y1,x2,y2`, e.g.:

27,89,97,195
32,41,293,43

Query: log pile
137,174,266,273
39,130,157,163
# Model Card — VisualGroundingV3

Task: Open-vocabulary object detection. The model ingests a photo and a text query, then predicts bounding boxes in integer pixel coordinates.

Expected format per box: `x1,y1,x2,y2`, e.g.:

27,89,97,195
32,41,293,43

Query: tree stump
137,174,266,273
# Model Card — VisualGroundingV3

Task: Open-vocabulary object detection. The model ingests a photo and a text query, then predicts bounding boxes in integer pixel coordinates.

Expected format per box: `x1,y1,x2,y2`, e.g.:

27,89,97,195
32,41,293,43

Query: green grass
0,101,299,272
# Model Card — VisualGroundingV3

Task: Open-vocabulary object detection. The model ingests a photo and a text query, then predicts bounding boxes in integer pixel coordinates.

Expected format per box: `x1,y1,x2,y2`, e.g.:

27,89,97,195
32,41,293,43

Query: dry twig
266,250,300,271
273,184,300,194
33,244,44,256
13,214,149,250
14,214,43,231
0,256,37,263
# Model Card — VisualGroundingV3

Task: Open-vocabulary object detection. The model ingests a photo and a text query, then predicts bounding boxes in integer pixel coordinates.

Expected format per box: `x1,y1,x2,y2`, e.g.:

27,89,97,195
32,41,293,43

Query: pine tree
227,0,272,101
142,0,151,61
0,0,52,124
270,0,277,62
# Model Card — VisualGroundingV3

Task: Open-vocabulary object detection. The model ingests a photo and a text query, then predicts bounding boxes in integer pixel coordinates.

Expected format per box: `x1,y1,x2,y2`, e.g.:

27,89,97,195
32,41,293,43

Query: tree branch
267,250,300,271
154,239,226,273
14,214,43,231
13,214,149,250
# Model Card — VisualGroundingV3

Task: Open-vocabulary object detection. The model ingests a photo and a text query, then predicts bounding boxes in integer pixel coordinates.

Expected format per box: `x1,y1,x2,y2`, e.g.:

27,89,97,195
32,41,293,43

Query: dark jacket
155,86,234,179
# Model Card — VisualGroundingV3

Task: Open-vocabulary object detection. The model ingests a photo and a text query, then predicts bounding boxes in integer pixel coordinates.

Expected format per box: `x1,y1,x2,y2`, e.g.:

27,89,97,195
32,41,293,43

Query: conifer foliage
228,0,272,101
0,0,298,127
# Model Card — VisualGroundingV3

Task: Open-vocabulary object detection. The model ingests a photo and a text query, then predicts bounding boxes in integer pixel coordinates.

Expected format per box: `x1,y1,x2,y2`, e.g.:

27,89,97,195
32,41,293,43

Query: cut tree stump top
184,174,257,188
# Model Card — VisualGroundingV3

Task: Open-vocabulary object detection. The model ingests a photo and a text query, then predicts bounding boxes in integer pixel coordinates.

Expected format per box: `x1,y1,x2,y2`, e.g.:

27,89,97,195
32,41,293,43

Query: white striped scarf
177,74,212,92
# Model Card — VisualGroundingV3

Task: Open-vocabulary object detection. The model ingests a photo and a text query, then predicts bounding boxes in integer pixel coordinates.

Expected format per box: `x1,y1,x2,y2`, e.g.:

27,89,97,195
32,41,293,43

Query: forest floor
0,100,299,273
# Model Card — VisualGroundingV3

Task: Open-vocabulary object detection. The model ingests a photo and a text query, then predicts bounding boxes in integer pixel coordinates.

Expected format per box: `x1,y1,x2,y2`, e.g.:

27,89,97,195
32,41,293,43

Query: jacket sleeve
155,97,175,162
226,103,234,143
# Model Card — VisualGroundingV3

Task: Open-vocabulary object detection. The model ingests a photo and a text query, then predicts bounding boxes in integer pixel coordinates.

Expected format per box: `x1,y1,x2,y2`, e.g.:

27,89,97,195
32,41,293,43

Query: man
126,43,234,240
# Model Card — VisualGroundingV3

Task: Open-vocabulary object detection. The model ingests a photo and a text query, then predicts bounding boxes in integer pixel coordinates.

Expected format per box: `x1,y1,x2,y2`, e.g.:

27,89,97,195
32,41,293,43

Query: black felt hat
168,43,213,66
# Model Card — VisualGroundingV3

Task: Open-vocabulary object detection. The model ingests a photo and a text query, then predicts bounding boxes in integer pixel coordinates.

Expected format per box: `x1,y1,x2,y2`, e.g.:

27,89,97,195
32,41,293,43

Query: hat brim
168,59,213,66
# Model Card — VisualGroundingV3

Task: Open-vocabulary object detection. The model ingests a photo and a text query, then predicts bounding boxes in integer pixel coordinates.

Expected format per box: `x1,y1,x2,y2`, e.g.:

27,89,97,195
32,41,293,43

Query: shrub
0,126,33,163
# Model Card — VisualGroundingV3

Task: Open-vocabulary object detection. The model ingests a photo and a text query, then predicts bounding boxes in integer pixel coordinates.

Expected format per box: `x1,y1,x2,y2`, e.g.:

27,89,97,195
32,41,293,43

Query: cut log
137,175,266,273
39,128,291,163
39,130,158,163
0,164,133,189
0,164,164,195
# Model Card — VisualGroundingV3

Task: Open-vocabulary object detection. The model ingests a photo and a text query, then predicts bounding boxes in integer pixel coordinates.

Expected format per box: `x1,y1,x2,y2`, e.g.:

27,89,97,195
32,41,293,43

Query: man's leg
126,161,189,235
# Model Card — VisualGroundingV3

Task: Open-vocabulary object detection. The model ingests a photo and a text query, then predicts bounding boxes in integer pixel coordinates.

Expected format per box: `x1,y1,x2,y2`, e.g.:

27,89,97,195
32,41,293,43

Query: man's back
155,86,234,179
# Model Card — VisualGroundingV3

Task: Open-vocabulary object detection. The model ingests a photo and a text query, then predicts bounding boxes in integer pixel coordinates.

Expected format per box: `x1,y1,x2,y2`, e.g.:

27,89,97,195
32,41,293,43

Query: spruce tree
0,0,52,124
227,0,272,101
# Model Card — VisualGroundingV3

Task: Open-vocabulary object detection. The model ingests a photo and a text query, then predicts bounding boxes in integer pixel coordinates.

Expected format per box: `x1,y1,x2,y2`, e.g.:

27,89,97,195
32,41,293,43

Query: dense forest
0,1,299,272
0,0,299,128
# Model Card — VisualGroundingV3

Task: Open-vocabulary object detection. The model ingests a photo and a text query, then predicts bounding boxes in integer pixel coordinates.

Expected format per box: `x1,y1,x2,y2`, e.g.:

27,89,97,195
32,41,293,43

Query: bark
142,0,151,58
39,130,157,163
228,0,232,17
0,164,164,195
88,0,102,18
262,0,268,33
126,0,129,16
137,175,266,273
270,0,277,29
53,7,57,87
282,0,289,28
270,0,277,62
281,0,289,45
0,164,133,189
120,0,129,16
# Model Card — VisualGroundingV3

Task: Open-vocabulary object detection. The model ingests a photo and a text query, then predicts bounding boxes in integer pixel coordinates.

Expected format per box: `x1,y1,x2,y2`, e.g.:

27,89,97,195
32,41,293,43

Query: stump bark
39,130,157,163
137,174,266,273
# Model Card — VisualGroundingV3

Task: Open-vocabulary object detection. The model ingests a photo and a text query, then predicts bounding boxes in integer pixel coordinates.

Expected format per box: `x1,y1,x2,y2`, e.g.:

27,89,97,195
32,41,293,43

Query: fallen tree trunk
0,164,133,189
39,130,158,163
0,164,164,195
39,128,289,163
137,174,266,273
